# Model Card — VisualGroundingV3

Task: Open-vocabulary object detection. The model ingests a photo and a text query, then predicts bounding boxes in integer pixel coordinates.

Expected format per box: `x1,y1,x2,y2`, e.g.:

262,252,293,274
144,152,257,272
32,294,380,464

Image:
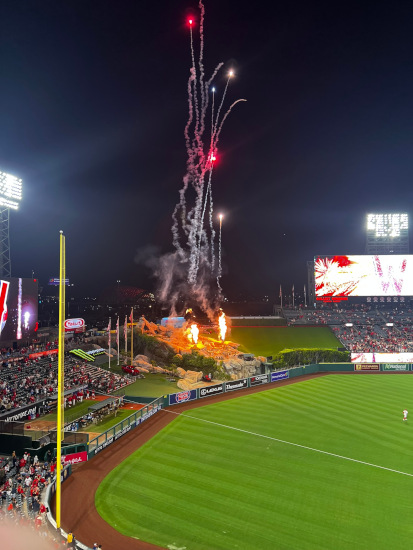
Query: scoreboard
315,255,413,298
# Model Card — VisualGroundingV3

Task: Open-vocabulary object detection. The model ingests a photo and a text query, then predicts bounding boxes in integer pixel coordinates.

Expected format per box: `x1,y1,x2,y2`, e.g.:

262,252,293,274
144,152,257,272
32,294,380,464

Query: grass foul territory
95,375,413,550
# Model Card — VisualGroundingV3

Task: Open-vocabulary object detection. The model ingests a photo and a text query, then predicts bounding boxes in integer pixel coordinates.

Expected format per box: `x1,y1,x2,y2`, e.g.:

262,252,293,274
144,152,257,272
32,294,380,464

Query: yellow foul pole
56,231,66,528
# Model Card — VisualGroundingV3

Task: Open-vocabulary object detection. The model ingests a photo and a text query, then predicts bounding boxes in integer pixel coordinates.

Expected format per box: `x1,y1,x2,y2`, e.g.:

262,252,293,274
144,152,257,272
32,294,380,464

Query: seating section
0,349,133,417
0,452,67,546
285,306,413,353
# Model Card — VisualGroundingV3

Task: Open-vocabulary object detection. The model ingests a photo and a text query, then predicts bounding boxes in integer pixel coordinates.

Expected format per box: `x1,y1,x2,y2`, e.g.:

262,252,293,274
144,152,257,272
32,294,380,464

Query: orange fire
218,310,227,342
187,323,199,344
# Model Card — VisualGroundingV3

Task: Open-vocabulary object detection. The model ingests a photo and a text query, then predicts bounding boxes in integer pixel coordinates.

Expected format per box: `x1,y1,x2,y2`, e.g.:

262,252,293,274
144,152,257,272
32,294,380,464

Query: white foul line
163,408,413,478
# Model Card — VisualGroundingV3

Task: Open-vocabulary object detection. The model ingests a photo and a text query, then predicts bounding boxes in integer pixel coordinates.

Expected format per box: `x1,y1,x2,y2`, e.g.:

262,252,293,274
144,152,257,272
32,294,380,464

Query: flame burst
218,310,227,342
187,323,199,344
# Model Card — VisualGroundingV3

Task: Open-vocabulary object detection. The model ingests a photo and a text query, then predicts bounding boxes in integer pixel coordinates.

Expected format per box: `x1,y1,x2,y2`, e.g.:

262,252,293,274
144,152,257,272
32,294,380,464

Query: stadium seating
285,306,413,353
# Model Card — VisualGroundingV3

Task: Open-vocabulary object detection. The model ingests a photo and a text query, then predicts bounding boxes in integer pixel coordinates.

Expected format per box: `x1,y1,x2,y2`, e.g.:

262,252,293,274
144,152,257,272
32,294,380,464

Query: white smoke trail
162,0,245,316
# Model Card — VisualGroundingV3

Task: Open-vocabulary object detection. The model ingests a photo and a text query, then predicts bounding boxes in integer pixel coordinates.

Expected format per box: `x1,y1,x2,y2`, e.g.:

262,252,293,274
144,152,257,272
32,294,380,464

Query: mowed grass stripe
96,375,413,549
184,376,413,469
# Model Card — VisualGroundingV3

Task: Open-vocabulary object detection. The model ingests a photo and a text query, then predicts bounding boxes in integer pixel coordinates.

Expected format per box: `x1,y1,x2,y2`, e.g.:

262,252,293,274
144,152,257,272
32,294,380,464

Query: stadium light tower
365,213,409,254
0,171,23,277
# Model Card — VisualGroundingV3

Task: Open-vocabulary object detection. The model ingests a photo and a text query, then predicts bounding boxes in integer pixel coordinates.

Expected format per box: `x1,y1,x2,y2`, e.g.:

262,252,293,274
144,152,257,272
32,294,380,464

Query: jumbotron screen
0,278,38,342
315,255,413,297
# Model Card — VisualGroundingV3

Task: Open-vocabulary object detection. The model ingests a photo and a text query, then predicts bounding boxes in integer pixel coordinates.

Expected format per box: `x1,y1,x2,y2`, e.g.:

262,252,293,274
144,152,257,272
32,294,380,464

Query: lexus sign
64,318,85,332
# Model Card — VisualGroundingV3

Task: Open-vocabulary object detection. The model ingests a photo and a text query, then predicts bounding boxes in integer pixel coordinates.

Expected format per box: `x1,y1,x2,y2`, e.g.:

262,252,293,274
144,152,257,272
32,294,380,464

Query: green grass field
115,373,179,398
230,326,341,357
95,374,413,549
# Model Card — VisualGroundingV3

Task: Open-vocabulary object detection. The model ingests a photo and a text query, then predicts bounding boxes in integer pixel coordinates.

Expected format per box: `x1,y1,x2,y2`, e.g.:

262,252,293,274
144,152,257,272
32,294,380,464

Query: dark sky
1,0,413,301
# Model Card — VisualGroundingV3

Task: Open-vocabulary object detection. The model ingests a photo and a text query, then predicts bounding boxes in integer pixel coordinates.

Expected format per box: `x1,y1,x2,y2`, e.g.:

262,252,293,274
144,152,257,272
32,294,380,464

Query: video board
0,278,38,342
315,255,413,297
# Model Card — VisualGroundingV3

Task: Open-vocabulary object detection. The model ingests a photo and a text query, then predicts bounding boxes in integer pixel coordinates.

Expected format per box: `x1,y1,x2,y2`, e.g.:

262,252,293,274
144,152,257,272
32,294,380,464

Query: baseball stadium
3,280,413,550
0,0,412,546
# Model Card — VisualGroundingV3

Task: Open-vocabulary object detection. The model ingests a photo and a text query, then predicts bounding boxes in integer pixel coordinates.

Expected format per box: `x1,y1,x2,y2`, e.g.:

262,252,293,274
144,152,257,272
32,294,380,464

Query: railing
87,396,163,458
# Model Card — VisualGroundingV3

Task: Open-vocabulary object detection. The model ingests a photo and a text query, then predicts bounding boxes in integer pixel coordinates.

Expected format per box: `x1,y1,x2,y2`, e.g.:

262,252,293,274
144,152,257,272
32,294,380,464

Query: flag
116,316,119,344
124,315,128,354
292,284,295,295
107,317,111,348
129,307,134,323
279,284,282,298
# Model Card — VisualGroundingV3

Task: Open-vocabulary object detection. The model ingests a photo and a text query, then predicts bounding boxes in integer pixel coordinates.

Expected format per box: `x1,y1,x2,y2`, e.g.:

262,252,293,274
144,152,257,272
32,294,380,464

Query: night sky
1,0,413,301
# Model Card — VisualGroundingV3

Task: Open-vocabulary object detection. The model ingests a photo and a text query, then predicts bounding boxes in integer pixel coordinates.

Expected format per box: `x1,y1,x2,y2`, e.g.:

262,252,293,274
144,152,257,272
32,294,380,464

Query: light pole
218,213,223,291
0,171,23,277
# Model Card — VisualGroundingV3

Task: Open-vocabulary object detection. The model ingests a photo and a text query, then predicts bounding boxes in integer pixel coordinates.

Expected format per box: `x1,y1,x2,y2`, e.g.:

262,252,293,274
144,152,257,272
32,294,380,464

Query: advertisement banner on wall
0,401,44,422
382,364,410,371
250,374,270,386
354,364,380,371
271,370,289,382
199,383,224,398
225,379,248,392
169,389,197,406
62,451,87,465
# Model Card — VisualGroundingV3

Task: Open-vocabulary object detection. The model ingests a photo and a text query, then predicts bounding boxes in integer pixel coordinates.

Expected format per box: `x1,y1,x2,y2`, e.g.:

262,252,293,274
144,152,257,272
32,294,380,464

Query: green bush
171,351,219,377
271,348,350,369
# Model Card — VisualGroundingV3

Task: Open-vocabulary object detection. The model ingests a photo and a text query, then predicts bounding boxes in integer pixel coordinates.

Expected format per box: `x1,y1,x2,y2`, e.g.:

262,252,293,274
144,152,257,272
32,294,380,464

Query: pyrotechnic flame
187,323,199,344
218,310,227,342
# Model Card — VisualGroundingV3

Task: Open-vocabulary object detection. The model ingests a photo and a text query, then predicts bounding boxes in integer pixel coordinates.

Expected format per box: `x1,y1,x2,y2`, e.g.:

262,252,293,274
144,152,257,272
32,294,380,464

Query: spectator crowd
0,450,69,548
285,305,413,353
0,342,132,417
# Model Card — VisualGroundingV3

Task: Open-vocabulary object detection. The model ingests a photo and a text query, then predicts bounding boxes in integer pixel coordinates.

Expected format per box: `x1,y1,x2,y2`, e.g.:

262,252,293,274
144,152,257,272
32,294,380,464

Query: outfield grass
230,326,341,356
117,373,179,398
96,375,413,550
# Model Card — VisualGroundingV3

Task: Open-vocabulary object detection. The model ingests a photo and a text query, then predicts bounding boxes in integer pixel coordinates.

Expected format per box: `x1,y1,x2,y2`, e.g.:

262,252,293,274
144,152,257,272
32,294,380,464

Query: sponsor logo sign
64,318,85,331
382,364,410,371
225,378,248,392
271,370,289,382
137,406,161,425
199,383,224,398
1,404,38,422
49,278,70,286
169,389,197,406
354,364,380,371
250,374,269,386
62,451,87,465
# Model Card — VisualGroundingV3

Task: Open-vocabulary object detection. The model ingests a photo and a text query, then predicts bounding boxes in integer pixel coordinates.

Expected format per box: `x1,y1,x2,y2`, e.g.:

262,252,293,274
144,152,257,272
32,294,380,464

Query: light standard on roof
0,171,22,278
